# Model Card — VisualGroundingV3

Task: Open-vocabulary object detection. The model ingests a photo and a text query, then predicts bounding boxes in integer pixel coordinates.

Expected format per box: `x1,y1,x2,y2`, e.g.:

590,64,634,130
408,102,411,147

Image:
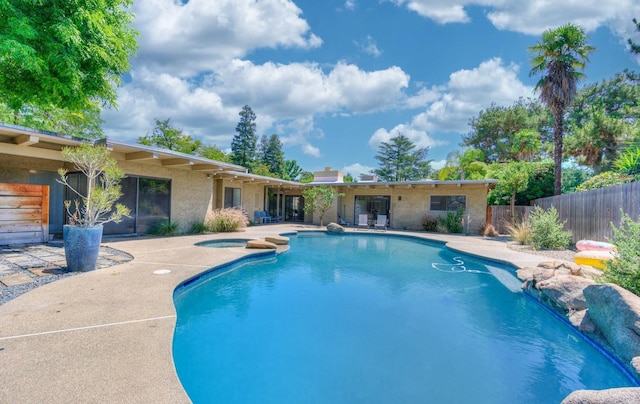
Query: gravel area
0,242,132,306
505,241,577,263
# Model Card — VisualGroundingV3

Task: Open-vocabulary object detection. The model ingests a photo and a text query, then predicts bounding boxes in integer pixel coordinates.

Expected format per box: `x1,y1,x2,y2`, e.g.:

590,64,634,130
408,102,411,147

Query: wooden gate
0,183,50,244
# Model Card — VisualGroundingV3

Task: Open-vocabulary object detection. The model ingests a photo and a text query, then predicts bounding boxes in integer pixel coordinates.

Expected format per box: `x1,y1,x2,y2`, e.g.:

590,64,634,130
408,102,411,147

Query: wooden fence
0,183,50,244
488,205,534,234
533,182,640,243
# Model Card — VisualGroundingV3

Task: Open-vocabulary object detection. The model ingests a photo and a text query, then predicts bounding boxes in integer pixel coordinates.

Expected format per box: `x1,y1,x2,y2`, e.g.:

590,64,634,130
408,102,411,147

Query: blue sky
102,0,640,177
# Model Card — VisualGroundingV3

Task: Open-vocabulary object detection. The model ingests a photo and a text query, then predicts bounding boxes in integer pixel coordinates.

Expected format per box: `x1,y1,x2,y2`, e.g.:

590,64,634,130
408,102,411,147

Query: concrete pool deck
0,225,555,403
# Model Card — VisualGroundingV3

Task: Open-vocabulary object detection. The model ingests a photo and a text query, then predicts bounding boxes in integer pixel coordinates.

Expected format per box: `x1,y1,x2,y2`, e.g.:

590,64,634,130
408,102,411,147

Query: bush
505,221,531,245
576,171,634,191
478,223,499,237
206,207,249,232
190,222,209,234
148,220,179,236
438,207,464,234
421,215,438,232
528,206,572,250
603,212,640,296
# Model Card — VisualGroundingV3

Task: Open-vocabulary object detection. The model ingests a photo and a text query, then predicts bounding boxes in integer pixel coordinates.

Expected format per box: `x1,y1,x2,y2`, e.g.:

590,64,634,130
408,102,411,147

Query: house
0,123,497,242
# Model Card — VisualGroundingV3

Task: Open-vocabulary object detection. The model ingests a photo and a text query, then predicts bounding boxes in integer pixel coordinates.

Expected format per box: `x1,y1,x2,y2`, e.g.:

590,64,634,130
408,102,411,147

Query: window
430,195,466,211
224,187,241,208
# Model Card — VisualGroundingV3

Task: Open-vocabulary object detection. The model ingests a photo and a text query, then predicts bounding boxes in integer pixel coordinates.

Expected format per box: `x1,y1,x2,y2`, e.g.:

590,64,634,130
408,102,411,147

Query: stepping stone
265,235,289,245
0,273,34,286
246,240,278,249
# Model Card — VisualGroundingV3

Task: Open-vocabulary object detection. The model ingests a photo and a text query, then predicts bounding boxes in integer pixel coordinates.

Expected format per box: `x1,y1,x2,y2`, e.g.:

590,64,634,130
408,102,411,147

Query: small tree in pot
58,142,130,271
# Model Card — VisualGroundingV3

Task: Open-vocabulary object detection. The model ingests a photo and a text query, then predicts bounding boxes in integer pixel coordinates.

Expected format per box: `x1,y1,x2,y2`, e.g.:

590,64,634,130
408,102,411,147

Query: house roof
0,122,498,190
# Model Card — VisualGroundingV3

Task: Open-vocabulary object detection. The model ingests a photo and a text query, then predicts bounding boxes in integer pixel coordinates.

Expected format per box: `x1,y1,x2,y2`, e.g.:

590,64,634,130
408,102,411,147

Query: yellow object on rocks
574,250,616,270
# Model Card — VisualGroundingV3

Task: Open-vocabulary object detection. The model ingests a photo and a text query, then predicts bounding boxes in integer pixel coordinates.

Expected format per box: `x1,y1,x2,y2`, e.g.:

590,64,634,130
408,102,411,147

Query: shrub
505,221,531,245
478,223,499,237
603,212,640,296
190,222,209,234
528,206,572,250
576,171,633,191
206,207,249,232
421,215,438,232
148,220,179,236
438,207,464,234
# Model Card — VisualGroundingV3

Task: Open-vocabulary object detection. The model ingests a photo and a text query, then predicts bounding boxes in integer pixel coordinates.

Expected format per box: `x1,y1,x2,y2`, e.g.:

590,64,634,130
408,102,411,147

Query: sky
101,0,640,177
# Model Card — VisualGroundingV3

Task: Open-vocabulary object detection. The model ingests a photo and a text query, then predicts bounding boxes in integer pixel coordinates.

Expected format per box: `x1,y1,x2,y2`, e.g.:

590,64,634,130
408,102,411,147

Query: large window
430,195,466,211
224,187,241,208
354,195,390,225
103,176,171,235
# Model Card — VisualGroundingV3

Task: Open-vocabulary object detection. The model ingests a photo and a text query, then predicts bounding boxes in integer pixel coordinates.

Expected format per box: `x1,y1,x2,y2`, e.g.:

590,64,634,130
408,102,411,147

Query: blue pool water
173,233,636,403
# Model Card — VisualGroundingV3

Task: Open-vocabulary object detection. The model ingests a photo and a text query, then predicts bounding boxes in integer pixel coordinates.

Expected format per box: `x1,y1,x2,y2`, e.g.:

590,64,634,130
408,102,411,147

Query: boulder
326,222,345,233
265,235,289,245
584,284,640,363
536,275,595,311
516,267,555,284
567,309,596,333
561,387,640,404
246,239,277,249
579,265,604,280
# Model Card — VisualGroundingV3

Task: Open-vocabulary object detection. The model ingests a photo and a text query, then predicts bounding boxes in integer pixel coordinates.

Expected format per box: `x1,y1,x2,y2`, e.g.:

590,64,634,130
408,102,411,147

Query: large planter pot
63,225,103,272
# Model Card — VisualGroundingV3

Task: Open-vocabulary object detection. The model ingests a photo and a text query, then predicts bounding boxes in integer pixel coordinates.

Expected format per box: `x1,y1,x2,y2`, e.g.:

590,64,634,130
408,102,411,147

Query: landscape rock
584,284,640,363
579,265,604,280
246,239,278,249
561,387,640,404
567,309,596,333
265,235,289,245
326,222,345,233
516,267,555,285
536,275,595,311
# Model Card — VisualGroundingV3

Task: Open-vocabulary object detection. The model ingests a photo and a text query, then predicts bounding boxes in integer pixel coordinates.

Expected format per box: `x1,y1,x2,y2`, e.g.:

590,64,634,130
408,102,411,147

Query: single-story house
0,123,497,243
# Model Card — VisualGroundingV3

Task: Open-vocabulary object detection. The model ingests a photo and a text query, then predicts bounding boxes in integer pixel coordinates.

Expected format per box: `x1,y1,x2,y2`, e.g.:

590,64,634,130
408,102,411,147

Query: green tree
565,71,640,171
302,185,344,226
231,105,258,171
199,145,229,163
529,23,595,195
138,118,202,154
343,173,355,183
464,99,552,163
512,129,542,162
437,148,487,180
284,160,303,181
629,18,640,54
487,161,554,206
0,0,137,113
373,134,431,181
0,102,103,138
561,166,592,193
259,134,285,178
299,171,314,183
487,161,534,222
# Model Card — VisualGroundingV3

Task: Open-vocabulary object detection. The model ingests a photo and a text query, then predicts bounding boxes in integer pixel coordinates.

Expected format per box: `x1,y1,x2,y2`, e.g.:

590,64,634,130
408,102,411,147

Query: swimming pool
173,232,636,403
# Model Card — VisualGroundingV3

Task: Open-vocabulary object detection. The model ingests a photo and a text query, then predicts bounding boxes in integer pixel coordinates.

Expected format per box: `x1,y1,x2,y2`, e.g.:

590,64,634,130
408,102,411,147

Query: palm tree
529,23,595,195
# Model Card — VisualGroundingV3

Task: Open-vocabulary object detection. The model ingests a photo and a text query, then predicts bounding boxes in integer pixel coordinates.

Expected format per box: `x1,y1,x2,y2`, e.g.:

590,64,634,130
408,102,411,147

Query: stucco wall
0,154,61,183
332,184,489,232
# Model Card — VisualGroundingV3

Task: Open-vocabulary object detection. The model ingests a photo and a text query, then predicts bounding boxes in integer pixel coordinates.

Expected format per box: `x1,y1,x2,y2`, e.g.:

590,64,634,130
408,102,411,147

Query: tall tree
529,23,595,195
373,134,431,181
200,145,229,163
284,160,303,181
231,105,258,171
0,102,103,138
259,134,285,177
0,0,137,113
564,71,640,171
437,148,487,180
464,99,552,163
138,118,202,154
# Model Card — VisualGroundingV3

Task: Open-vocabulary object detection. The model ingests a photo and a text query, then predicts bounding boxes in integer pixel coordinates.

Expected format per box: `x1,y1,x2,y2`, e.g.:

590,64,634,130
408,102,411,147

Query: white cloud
105,59,411,155
341,163,374,178
356,36,382,57
133,0,321,76
391,0,640,39
369,58,533,151
344,0,357,11
431,159,447,170
413,58,533,133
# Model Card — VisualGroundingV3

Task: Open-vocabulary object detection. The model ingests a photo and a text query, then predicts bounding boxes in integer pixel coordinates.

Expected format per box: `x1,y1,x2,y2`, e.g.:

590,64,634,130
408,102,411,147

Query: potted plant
57,142,130,271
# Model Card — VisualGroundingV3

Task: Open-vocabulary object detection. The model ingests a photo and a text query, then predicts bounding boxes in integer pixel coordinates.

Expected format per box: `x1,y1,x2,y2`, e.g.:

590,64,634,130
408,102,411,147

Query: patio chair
338,215,350,226
262,211,272,223
254,211,264,224
374,215,387,231
357,214,369,230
